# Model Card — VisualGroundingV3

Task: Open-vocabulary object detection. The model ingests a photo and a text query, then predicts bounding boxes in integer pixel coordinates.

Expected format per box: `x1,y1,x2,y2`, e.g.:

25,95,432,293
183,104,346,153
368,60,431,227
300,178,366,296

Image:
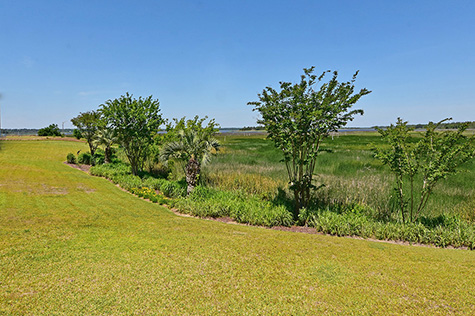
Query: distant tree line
1,128,75,136
240,126,266,131
375,121,475,130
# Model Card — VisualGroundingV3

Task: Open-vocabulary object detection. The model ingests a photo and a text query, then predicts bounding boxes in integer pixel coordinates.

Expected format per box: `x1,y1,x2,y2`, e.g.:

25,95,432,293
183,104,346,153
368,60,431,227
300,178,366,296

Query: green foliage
249,67,371,215
94,127,117,163
77,152,93,165
161,116,220,194
130,187,167,204
90,162,186,198
72,128,83,139
375,118,475,222
90,161,131,178
100,93,165,175
38,124,61,136
71,111,102,155
175,186,293,227
308,207,475,249
66,152,76,164
93,149,105,165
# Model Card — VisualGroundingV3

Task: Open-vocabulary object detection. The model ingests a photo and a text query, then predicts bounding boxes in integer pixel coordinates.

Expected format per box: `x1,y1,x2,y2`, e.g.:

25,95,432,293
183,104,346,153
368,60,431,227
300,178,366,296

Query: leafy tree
71,111,102,156
161,116,220,194
249,67,371,216
100,93,164,175
72,129,83,140
94,127,117,164
375,118,475,223
38,124,62,136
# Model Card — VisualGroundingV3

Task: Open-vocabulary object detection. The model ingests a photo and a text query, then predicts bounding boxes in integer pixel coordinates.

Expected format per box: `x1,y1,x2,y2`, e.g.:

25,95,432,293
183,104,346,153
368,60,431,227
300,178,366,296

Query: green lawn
1,139,475,315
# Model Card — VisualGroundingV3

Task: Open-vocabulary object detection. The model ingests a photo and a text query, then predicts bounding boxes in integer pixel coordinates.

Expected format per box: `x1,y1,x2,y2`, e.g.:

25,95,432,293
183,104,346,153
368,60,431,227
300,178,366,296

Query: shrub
78,152,93,165
308,207,475,249
66,153,76,164
174,186,293,227
93,150,105,165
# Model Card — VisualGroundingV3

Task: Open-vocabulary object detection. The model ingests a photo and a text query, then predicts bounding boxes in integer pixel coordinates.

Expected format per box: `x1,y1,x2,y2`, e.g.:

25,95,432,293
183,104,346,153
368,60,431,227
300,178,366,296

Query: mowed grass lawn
1,140,475,315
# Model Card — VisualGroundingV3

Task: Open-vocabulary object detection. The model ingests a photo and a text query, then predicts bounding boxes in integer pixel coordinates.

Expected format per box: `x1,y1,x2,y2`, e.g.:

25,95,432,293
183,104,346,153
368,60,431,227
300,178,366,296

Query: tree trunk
293,189,301,220
105,146,111,164
186,158,200,195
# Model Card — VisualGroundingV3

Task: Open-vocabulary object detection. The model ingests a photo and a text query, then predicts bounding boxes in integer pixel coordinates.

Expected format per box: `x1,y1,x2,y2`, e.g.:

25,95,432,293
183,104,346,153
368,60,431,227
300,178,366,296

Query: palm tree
161,129,219,194
94,128,117,164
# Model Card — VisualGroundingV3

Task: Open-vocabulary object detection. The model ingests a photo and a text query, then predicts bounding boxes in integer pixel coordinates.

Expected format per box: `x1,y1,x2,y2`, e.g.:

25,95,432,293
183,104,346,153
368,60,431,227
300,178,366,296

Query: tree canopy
71,111,102,156
100,93,164,175
38,124,62,137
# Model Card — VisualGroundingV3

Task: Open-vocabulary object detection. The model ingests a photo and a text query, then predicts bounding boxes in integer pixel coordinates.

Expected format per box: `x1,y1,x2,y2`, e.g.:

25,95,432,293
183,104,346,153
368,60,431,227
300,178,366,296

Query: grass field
1,138,475,314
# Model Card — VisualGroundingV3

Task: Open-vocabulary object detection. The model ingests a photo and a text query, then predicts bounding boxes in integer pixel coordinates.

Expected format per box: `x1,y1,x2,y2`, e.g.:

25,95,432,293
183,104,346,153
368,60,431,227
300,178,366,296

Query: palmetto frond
160,129,219,166
94,128,117,147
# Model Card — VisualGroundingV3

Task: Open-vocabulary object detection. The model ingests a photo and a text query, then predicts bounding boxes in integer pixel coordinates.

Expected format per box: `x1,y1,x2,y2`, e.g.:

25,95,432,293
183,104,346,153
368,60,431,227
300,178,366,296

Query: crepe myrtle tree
100,93,165,175
249,67,371,217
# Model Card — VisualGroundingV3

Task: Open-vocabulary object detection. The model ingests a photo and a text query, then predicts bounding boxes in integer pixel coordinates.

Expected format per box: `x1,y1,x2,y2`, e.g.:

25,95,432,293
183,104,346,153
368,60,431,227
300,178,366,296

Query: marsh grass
210,133,475,221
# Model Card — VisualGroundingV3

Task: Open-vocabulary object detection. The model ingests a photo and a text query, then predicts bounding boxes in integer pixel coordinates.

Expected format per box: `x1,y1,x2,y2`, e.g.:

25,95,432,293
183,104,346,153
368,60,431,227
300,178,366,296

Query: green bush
78,152,93,165
308,207,475,249
66,153,76,164
175,186,293,227
93,150,105,165
90,163,185,197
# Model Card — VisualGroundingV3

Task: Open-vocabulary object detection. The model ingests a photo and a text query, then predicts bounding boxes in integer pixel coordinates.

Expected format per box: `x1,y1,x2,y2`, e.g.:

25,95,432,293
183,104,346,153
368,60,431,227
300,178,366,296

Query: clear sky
1,0,474,128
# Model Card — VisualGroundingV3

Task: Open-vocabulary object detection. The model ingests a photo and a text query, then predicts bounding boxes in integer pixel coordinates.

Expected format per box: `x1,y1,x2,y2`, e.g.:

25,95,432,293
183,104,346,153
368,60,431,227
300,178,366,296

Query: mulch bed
65,162,91,172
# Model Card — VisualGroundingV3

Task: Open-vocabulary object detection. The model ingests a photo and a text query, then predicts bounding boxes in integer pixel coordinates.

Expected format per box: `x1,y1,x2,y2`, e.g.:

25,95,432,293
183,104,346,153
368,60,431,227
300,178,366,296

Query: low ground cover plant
90,162,292,226
175,186,293,227
90,162,186,197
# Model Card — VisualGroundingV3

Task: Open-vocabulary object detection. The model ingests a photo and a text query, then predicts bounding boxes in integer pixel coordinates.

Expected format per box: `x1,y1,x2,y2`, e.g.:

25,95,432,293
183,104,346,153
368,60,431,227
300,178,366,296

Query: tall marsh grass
205,171,286,198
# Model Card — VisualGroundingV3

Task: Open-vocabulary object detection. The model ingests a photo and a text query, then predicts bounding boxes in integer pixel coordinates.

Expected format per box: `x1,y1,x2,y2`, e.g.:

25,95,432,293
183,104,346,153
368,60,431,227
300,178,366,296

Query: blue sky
1,0,474,128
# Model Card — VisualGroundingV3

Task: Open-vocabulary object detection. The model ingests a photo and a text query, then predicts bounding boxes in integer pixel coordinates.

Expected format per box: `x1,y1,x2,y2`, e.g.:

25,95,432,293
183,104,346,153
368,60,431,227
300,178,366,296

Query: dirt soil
65,162,92,172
